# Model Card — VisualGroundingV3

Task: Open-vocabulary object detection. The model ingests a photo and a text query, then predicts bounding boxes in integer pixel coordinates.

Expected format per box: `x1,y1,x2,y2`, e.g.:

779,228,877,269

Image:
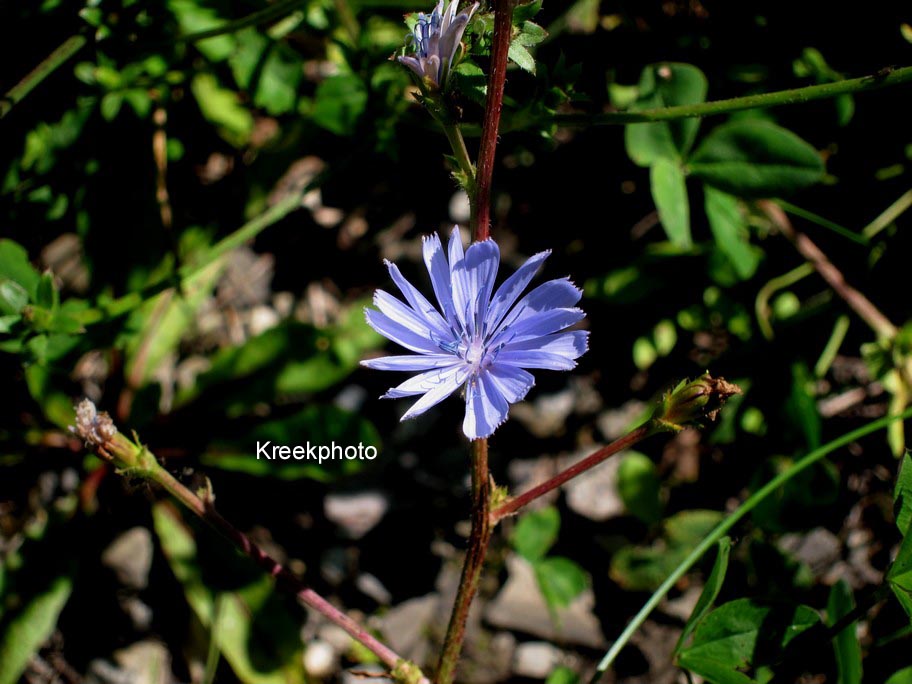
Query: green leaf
888,526,912,620
678,599,820,684
0,575,73,684
512,0,543,23
617,452,662,524
534,557,588,611
0,240,40,298
168,0,235,62
546,666,579,684
704,187,760,280
191,72,254,147
508,42,536,74
312,74,368,136
0,281,28,316
650,158,692,248
675,537,732,655
35,272,57,311
625,63,708,167
513,507,560,562
153,503,306,684
887,667,912,684
516,21,547,46
611,511,724,591
689,120,824,197
895,452,912,535
827,580,862,684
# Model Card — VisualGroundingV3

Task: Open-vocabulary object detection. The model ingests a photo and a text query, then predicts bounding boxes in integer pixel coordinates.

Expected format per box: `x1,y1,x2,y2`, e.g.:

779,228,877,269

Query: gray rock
324,491,388,539
88,641,173,684
779,527,841,577
560,447,626,521
304,639,338,678
378,594,439,661
513,641,562,679
102,527,153,590
485,556,607,649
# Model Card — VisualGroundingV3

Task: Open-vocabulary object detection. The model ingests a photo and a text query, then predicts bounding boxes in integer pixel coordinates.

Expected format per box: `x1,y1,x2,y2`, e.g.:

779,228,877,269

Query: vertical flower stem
473,0,514,241
437,438,492,684
436,3,514,681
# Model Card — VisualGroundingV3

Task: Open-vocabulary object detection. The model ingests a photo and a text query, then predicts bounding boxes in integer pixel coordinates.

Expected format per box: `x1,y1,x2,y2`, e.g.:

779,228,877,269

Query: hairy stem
473,0,514,241
760,200,897,340
437,439,492,684
72,404,426,683
491,422,657,522
555,65,912,127
1,34,87,119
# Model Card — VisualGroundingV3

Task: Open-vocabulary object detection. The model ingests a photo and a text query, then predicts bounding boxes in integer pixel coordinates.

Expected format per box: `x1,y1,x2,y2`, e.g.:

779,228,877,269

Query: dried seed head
71,399,118,447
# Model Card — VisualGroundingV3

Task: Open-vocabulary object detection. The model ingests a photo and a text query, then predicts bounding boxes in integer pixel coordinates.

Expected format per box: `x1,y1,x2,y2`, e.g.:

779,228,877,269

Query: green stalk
555,65,912,126
590,406,912,682
0,34,87,120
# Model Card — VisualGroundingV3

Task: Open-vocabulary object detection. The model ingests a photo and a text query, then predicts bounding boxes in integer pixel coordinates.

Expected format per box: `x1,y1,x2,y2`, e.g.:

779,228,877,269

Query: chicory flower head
398,0,479,90
362,227,589,440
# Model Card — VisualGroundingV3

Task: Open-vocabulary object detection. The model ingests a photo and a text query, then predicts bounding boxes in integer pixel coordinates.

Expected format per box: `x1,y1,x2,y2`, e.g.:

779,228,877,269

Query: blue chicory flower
362,227,589,440
398,0,479,90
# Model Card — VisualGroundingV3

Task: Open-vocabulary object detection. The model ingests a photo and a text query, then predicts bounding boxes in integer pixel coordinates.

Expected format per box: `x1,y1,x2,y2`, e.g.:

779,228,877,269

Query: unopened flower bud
70,399,155,473
655,373,741,432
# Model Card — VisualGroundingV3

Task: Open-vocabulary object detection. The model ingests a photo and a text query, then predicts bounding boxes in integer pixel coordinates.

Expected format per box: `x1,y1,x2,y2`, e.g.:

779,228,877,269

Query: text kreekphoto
255,440,379,462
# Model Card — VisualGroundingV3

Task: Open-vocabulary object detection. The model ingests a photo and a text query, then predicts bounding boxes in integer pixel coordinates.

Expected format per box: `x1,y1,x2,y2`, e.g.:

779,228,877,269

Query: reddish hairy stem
145,466,419,677
437,439,492,684
491,423,657,522
473,0,514,241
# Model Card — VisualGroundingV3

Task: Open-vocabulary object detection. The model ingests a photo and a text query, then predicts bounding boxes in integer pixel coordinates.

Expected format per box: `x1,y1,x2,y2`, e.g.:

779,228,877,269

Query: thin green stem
1,34,87,120
333,0,361,43
174,0,305,44
776,200,868,246
863,188,912,239
555,65,912,126
589,406,912,682
437,438,492,684
814,315,850,379
755,263,815,340
79,189,308,325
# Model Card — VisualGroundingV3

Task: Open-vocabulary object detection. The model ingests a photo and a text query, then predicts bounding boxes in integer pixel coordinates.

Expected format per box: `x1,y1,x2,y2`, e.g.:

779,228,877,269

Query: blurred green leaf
675,537,732,655
169,0,235,61
617,452,662,524
0,575,72,684
895,453,912,535
888,524,912,620
650,157,691,248
0,282,28,316
625,63,708,167
546,666,579,684
888,667,912,684
513,506,560,562
0,240,40,298
534,557,588,610
678,600,819,684
611,510,723,591
313,75,368,136
689,120,824,197
828,579,862,684
704,187,760,280
191,73,255,147
153,503,306,684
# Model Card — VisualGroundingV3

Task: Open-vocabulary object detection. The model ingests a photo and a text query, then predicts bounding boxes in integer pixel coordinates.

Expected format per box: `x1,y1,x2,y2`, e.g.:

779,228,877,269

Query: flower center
464,338,487,370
